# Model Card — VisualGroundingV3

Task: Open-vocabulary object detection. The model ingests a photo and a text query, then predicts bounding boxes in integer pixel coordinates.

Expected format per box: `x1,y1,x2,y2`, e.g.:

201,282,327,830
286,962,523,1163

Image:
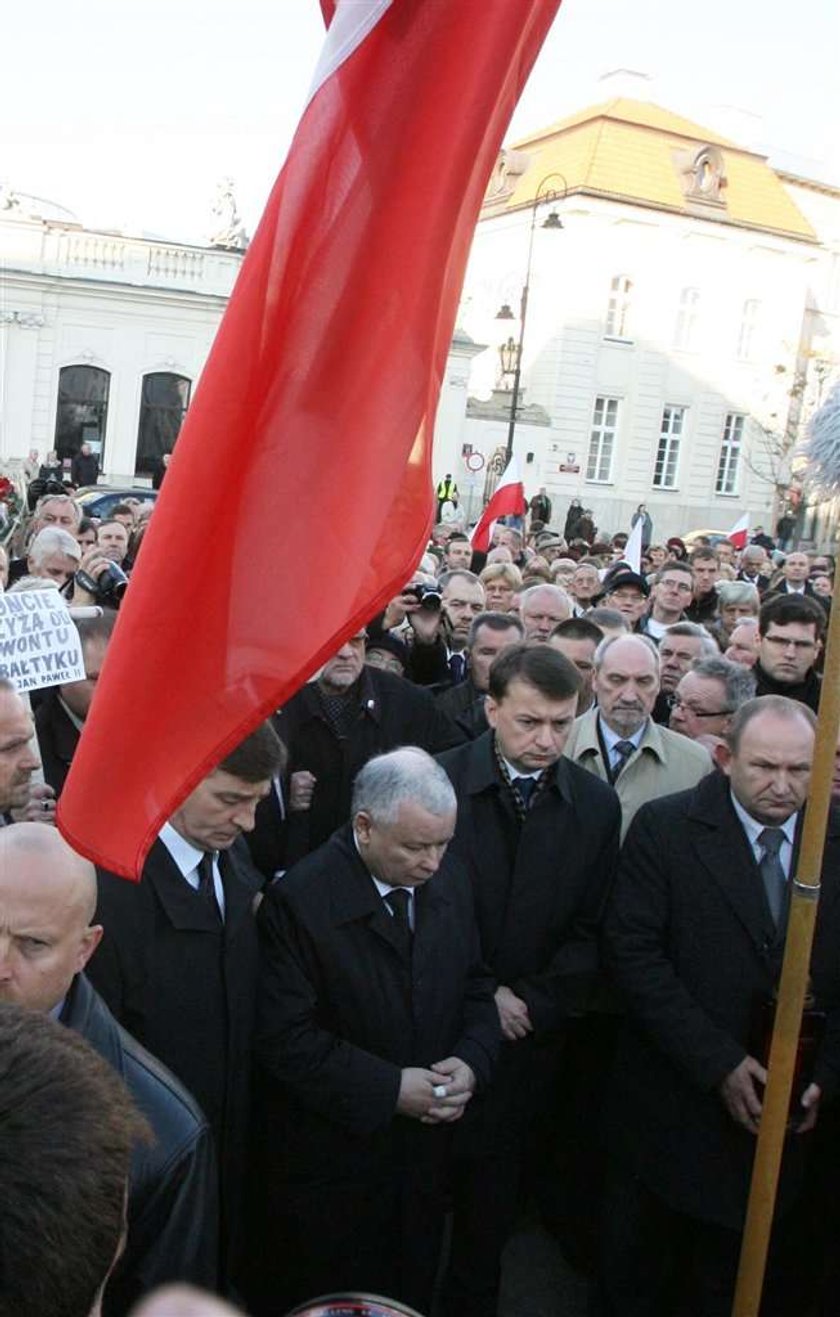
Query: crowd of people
0,485,839,1317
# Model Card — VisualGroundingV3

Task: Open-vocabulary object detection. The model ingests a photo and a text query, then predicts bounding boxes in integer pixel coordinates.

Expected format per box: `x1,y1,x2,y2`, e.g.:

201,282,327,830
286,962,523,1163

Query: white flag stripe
624,517,643,574
307,0,393,106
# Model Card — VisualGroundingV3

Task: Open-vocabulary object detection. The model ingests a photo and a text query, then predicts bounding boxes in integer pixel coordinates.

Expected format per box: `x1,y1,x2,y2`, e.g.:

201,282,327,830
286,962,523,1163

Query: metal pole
504,207,537,466
731,593,840,1316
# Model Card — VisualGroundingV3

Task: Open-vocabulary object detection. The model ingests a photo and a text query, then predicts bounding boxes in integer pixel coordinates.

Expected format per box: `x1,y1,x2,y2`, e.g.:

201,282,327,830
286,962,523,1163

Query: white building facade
0,192,244,483
436,98,840,547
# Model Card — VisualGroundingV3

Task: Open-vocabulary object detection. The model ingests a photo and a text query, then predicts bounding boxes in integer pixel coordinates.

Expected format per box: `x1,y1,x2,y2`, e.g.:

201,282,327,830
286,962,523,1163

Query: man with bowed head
437,645,621,1317
600,698,840,1315
248,748,499,1316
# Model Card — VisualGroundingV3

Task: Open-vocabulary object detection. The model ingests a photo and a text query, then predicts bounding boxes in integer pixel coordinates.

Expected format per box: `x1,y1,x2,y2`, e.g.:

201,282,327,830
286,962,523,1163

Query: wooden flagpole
732,386,840,1315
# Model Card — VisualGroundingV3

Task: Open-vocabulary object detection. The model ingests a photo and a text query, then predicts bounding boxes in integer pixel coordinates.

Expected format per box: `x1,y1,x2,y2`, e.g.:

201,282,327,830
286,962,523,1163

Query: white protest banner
0,587,85,693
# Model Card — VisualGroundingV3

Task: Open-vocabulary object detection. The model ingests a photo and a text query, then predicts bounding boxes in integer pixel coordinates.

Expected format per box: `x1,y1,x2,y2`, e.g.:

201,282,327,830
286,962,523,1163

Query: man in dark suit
87,720,285,1284
247,626,463,877
601,696,840,1316
437,644,621,1317
0,822,218,1314
247,748,499,1316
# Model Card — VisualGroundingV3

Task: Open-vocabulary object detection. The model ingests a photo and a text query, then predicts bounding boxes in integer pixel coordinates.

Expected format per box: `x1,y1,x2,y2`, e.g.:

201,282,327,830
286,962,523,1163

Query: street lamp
495,173,566,465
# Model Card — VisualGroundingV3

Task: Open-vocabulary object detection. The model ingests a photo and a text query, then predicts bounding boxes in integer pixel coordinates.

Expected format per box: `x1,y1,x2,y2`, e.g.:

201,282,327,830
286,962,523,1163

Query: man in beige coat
564,634,712,839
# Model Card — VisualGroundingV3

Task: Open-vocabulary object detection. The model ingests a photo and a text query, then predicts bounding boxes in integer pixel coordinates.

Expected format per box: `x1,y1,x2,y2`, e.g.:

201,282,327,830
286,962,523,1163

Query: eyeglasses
762,634,816,652
671,695,730,718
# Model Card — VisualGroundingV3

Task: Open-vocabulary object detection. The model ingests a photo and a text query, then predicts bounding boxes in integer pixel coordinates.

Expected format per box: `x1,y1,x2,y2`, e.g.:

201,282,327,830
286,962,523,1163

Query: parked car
74,486,158,519
683,527,732,548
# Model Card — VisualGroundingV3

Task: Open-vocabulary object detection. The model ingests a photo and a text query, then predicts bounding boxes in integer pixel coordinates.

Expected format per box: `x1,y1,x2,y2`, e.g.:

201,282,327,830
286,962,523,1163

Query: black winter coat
603,772,840,1229
63,973,218,1314
87,837,262,1274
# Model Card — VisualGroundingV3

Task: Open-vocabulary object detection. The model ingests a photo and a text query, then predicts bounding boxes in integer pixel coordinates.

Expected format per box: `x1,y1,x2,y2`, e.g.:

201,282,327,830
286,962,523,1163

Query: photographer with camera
404,569,487,691
72,542,129,610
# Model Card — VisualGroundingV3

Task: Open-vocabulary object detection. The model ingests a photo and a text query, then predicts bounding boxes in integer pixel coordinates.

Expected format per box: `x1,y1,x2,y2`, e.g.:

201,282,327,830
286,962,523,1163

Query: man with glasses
653,622,719,725
755,595,825,713
669,656,756,750
640,562,694,641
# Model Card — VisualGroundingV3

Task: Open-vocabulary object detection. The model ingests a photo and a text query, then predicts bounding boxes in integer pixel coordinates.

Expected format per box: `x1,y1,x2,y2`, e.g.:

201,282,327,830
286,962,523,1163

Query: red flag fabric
727,513,750,551
57,0,562,877
469,459,527,554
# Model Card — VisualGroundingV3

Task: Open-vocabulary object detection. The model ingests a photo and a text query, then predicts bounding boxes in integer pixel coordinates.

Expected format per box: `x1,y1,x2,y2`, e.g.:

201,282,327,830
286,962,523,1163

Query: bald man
0,824,218,1314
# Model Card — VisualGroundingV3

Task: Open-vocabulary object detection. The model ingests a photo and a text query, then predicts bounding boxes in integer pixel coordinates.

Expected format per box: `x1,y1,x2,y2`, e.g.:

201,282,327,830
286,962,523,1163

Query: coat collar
327,824,452,959
686,772,782,948
459,729,574,806
144,838,255,939
291,667,383,727
572,708,666,765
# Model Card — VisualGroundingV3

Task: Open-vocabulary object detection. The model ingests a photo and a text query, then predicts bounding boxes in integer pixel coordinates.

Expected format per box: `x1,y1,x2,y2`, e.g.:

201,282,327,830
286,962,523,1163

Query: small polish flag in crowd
470,458,527,554
727,513,750,551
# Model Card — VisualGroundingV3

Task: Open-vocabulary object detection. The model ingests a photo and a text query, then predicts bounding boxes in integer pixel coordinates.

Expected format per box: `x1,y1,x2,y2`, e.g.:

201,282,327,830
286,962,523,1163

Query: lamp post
496,173,566,466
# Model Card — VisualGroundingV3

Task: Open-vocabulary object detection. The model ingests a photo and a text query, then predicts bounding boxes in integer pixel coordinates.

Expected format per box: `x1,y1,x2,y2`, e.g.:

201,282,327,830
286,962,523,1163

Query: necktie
385,888,413,954
611,740,635,781
197,852,222,925
515,776,537,809
449,652,466,684
758,828,787,928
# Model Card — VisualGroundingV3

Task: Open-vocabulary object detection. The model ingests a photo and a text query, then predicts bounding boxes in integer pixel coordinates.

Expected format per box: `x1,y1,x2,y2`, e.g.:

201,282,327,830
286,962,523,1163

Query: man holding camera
405,568,487,690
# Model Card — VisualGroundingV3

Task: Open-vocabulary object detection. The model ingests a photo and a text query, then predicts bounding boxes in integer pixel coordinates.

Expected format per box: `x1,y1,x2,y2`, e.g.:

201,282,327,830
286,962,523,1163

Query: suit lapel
689,779,777,951
145,839,223,934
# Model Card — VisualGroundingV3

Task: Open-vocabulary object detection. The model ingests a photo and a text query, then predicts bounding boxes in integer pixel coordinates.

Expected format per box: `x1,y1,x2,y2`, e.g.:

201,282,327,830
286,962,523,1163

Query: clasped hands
396,1057,476,1125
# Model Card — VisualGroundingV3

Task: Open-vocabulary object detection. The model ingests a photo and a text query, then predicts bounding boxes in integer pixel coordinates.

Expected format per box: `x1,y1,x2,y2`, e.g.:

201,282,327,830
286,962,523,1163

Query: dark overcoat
248,824,499,1311
603,771,840,1230
87,836,262,1268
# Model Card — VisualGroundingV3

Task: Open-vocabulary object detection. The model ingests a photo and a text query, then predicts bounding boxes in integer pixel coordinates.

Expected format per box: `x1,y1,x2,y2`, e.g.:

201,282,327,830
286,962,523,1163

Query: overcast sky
3,0,837,244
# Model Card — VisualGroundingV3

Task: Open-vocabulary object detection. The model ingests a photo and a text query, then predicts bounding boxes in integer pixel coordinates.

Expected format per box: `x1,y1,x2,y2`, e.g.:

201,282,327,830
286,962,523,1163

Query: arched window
135,373,191,476
674,287,700,351
605,275,632,338
54,365,110,461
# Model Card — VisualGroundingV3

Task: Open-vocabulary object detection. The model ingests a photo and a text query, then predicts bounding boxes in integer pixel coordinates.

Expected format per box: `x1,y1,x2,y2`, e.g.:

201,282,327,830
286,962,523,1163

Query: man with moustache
564,635,711,839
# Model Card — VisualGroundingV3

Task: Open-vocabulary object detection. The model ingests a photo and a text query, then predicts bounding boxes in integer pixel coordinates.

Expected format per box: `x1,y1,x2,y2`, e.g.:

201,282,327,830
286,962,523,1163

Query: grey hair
663,620,719,657
593,632,659,672
27,527,81,565
716,581,760,611
726,695,816,753
688,656,757,709
352,748,456,826
520,583,572,613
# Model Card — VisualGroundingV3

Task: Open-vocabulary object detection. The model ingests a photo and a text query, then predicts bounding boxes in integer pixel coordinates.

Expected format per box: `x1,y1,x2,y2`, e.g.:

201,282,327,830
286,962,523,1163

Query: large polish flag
470,457,527,553
57,0,562,877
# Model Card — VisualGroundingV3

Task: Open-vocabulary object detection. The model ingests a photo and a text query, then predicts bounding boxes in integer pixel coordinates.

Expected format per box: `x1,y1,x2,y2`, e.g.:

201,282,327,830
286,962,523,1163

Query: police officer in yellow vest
436,474,459,519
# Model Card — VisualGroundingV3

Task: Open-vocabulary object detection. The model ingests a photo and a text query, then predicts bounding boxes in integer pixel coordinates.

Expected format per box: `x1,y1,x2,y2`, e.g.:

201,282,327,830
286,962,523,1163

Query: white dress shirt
729,792,797,880
598,717,645,774
159,821,226,919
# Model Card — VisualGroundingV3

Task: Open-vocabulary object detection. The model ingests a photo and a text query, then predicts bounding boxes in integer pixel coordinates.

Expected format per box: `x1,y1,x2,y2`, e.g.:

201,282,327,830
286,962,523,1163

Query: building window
653,406,685,489
586,396,619,483
738,299,760,360
54,365,110,461
135,373,192,476
605,275,632,338
674,287,699,350
716,412,744,494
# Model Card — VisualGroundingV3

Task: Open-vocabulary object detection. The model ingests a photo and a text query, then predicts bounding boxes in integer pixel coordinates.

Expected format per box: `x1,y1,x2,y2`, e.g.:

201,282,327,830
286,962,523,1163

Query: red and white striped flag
470,457,527,554
58,0,562,877
727,513,750,551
